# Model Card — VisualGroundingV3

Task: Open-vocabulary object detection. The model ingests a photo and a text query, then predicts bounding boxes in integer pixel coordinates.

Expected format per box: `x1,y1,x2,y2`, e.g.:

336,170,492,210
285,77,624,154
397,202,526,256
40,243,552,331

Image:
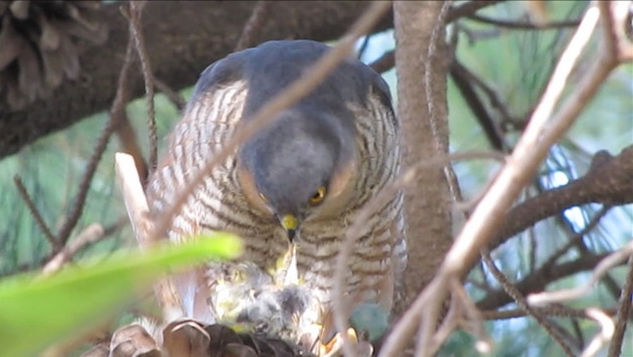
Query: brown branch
468,14,580,30
1,2,393,158
55,29,136,245
446,0,506,23
608,255,633,357
13,175,58,250
127,1,157,176
492,146,633,252
234,1,273,51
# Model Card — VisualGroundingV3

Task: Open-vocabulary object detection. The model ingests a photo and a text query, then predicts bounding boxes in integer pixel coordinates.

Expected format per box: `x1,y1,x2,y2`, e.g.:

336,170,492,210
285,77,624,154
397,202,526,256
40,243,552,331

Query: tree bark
0,1,392,158
394,1,453,307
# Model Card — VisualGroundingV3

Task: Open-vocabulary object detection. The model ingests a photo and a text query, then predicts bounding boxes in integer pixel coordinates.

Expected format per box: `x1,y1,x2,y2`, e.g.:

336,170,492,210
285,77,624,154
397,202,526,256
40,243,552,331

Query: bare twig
607,255,633,357
235,1,273,51
481,305,592,320
477,252,612,310
55,33,137,245
42,223,105,275
380,4,616,356
482,250,576,356
468,14,580,30
154,78,187,111
528,237,633,306
150,1,392,243
115,152,183,321
581,308,614,357
13,175,58,250
538,206,610,270
128,1,158,175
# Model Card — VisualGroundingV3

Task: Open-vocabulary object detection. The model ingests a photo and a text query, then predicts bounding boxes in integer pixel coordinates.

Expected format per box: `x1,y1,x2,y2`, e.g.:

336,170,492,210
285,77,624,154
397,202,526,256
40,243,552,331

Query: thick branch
0,1,392,158
493,145,633,251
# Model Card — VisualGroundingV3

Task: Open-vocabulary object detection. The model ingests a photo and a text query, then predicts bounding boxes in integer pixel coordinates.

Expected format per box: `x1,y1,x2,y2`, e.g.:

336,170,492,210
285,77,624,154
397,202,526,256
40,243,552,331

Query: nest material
0,0,107,110
80,319,312,357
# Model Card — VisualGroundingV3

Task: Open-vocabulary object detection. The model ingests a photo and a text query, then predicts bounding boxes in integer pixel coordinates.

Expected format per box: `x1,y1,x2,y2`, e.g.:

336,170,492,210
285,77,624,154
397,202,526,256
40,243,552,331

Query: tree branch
0,1,392,158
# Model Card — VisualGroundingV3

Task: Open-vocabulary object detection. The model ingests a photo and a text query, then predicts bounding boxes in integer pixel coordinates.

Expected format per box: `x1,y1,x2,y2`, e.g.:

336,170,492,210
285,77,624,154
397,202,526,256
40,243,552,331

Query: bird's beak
280,214,299,241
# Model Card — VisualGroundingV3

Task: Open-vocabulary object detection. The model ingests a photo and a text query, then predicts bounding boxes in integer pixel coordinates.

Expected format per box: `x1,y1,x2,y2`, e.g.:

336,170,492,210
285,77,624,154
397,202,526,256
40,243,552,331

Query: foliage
0,233,241,356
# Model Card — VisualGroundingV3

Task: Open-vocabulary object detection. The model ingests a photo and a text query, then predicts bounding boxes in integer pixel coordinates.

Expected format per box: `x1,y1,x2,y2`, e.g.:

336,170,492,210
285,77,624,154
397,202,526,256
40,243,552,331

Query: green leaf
0,232,241,357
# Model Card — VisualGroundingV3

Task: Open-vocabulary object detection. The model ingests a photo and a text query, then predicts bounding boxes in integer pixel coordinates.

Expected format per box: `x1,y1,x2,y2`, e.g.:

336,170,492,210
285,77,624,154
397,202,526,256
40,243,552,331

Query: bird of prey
146,40,406,352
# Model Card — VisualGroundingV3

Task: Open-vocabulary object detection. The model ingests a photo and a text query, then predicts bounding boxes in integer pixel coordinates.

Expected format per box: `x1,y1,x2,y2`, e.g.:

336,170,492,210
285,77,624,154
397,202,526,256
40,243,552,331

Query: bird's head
237,108,357,241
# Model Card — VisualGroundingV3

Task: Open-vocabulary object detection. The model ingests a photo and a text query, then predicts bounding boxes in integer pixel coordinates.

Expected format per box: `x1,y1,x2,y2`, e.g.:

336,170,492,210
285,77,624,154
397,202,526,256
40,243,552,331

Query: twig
481,305,591,320
115,152,183,321
528,237,633,306
128,1,158,175
42,223,105,275
154,78,186,111
538,206,610,270
446,0,505,23
607,255,633,357
468,14,580,30
150,1,392,244
380,4,612,356
481,250,576,356
581,308,614,357
477,252,611,310
235,1,273,51
13,175,58,250
55,32,137,245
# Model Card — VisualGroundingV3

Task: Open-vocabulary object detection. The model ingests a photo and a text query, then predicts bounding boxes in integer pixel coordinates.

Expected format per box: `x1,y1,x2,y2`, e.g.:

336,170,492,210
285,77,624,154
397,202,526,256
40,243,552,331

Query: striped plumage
146,40,406,347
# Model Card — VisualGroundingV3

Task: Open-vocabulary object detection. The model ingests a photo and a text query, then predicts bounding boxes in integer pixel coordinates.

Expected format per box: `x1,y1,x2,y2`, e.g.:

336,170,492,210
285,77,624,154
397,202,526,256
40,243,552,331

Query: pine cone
80,319,312,357
0,0,107,110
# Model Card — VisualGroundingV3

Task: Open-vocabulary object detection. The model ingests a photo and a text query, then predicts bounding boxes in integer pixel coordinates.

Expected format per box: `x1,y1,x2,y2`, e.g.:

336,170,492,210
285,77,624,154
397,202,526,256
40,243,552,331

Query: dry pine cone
0,0,107,110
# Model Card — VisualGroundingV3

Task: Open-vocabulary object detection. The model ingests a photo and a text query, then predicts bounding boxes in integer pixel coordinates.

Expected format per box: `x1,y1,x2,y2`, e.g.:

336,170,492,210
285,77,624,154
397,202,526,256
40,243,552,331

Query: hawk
147,40,406,351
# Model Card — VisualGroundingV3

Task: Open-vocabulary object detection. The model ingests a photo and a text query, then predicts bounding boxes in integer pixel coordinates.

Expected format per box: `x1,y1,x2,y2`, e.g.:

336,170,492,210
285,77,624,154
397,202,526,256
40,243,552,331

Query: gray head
193,40,392,240
238,107,356,238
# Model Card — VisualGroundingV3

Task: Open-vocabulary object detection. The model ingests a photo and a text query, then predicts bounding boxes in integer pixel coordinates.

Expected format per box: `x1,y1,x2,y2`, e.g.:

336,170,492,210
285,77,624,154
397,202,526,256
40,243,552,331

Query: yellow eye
259,192,268,202
310,186,326,204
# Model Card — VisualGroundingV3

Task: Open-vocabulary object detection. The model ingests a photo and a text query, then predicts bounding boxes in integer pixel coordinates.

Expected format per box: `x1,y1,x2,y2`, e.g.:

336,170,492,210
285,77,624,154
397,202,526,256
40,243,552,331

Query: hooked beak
279,214,299,241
